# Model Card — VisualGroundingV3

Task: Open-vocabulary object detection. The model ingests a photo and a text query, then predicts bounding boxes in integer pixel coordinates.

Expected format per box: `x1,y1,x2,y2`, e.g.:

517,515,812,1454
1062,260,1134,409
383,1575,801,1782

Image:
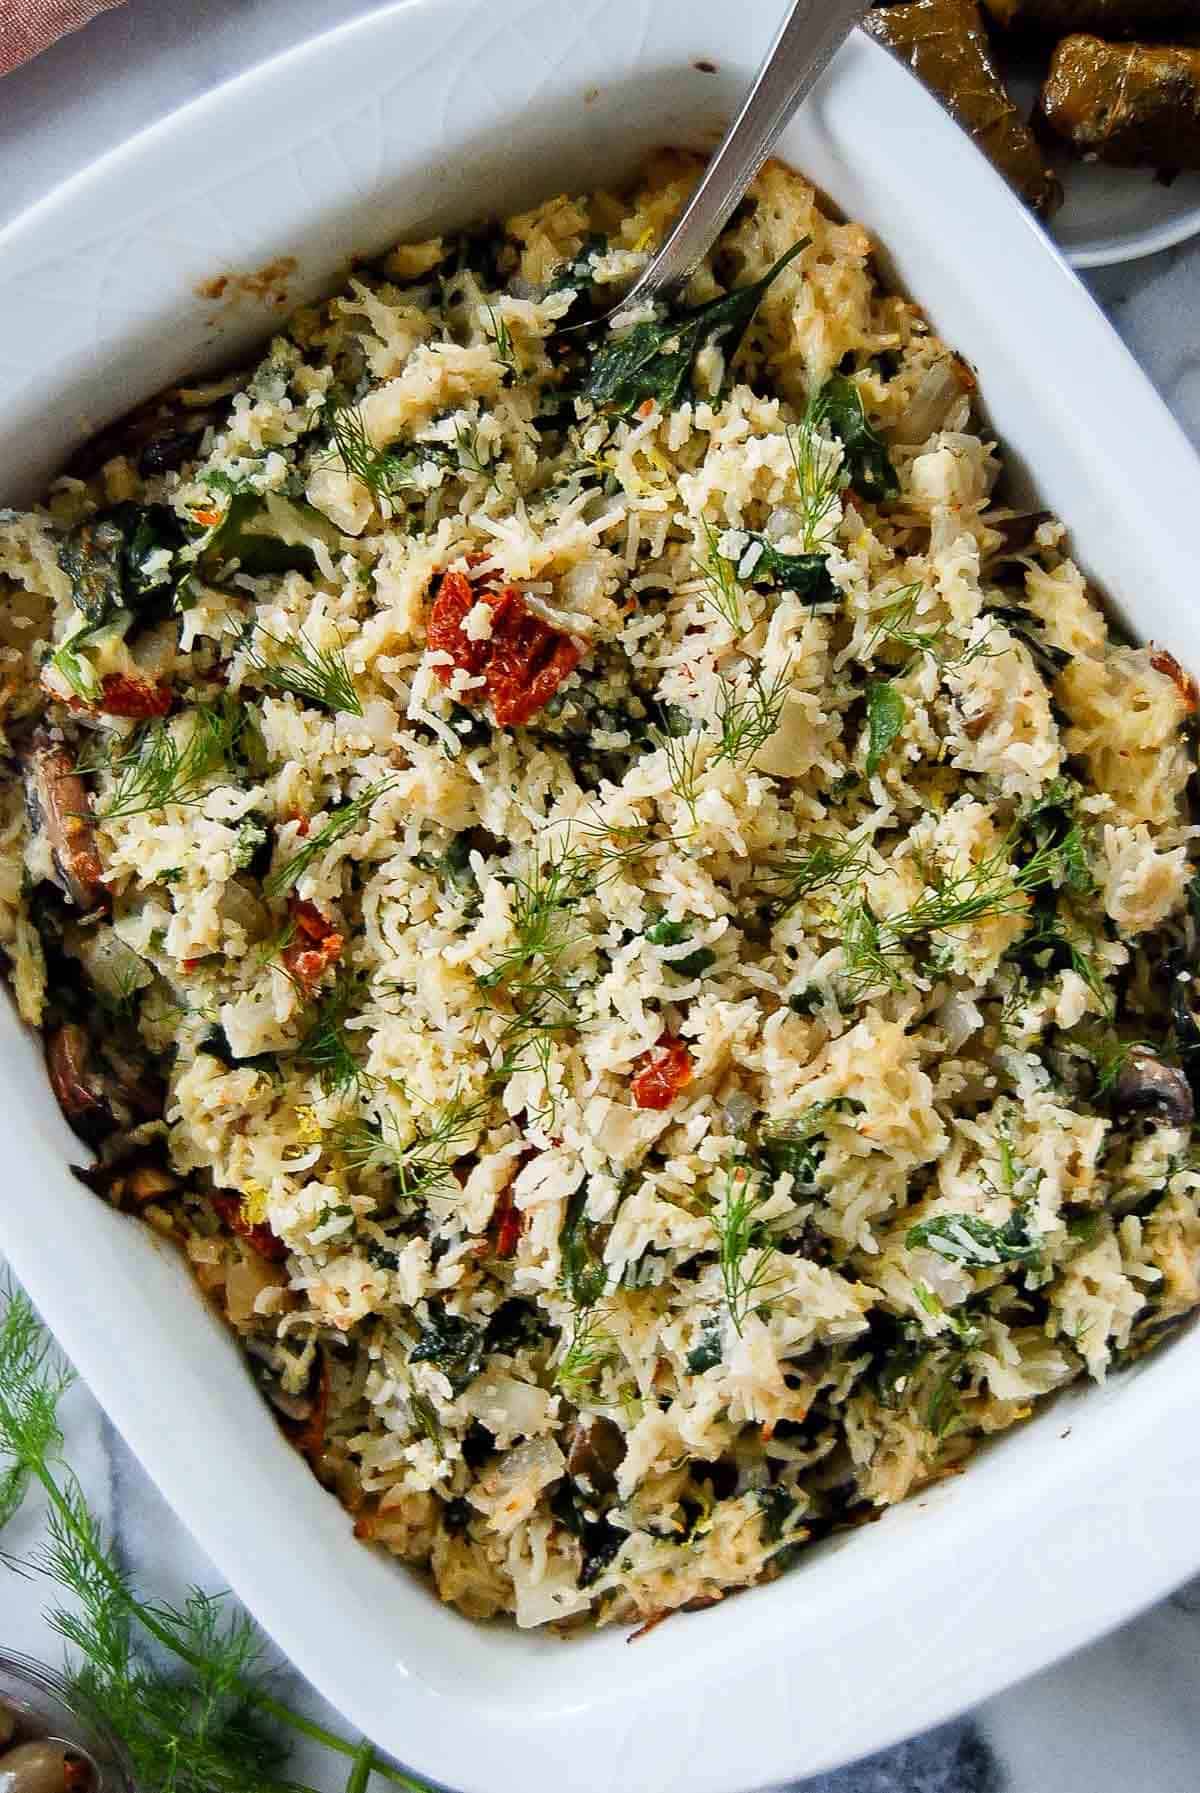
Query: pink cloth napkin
1,0,126,76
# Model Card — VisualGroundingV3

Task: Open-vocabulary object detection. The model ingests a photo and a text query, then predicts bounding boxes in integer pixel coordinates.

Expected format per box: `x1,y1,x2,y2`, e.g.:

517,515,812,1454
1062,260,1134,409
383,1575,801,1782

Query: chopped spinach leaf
409,1304,488,1394
582,238,808,415
58,504,184,626
906,1204,1041,1268
864,679,906,776
761,1098,862,1194
560,1183,607,1308
726,532,838,603
686,1315,723,1374
985,604,1071,685
818,375,898,502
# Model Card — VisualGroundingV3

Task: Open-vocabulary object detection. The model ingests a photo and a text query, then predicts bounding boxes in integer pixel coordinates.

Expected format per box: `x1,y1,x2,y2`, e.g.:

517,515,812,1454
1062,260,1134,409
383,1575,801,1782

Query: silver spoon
607,0,868,321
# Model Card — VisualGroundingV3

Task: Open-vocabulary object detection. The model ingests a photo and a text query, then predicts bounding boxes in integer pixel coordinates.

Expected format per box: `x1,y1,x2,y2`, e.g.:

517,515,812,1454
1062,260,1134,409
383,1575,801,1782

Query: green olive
0,1740,76,1793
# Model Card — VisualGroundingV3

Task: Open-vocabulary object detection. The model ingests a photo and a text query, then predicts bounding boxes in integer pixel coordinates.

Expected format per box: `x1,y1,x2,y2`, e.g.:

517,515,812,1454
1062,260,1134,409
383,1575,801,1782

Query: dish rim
2,6,1200,1791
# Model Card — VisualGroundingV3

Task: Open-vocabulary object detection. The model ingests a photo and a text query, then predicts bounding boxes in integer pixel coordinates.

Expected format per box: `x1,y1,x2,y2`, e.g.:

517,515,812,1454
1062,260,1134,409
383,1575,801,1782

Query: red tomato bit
428,569,581,727
631,1035,693,1111
87,674,173,719
281,897,343,991
211,1192,288,1261
492,1184,524,1259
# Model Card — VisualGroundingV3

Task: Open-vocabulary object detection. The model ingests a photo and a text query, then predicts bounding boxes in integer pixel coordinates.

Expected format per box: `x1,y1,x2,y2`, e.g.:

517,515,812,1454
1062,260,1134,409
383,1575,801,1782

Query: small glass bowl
0,1651,133,1791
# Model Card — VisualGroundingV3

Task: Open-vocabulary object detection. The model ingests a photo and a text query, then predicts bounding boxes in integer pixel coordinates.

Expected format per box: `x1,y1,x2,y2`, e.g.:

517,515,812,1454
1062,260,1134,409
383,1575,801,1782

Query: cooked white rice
2,151,1199,1632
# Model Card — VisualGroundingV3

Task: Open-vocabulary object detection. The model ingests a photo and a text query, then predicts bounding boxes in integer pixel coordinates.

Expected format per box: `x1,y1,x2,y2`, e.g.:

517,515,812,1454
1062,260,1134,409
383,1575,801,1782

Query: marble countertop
2,4,1199,1789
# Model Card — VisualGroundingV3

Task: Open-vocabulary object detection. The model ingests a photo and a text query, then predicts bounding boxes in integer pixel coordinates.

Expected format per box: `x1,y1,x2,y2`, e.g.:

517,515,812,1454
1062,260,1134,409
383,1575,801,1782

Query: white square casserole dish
2,6,1200,1790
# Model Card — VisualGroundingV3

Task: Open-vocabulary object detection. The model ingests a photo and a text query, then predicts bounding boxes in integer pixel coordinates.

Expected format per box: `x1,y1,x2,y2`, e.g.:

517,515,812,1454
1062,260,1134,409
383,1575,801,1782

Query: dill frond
555,1307,619,1407
713,1160,787,1335
863,583,998,672
335,1091,489,1204
712,662,792,769
759,833,871,917
653,713,706,821
294,976,372,1093
786,389,846,551
94,702,241,821
0,1284,70,1530
0,1284,432,1792
838,894,908,1002
263,778,396,899
248,629,362,716
696,518,746,631
484,304,518,377
326,403,425,505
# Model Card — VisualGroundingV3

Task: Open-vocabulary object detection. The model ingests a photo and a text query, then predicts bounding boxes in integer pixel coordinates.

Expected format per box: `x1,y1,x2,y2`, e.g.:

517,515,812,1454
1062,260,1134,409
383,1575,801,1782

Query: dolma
983,0,1199,34
866,0,1062,212
1041,34,1200,166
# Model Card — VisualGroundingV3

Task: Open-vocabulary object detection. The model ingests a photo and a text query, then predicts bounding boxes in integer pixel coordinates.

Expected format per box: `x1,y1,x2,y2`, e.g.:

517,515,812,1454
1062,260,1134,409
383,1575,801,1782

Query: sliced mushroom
46,1026,163,1146
247,1341,330,1461
64,370,250,481
45,1025,113,1143
72,1154,178,1209
565,1415,626,1495
21,731,107,913
0,1703,13,1749
1113,1048,1194,1131
982,510,1053,568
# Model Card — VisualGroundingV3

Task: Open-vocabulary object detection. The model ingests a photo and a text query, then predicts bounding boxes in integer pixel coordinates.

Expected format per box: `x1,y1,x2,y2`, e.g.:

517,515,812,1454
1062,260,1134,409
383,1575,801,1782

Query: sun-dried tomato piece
211,1191,288,1261
93,673,173,718
282,897,343,991
428,569,580,726
631,1035,693,1111
492,1184,524,1258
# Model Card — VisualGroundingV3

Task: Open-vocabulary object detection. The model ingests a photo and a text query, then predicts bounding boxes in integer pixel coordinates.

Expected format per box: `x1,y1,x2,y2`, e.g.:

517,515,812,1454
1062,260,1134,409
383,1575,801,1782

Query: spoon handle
620,0,867,310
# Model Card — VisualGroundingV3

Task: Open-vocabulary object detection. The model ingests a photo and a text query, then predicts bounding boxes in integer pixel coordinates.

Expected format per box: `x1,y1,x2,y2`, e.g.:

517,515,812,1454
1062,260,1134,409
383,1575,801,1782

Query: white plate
998,53,1200,268
2,8,1200,1792
1054,158,1200,268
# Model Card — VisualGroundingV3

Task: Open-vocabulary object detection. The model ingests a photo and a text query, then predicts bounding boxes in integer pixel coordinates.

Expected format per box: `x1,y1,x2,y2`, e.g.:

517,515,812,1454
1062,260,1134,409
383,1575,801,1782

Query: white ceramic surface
2,7,1200,1791
1053,159,1200,269
998,53,1200,270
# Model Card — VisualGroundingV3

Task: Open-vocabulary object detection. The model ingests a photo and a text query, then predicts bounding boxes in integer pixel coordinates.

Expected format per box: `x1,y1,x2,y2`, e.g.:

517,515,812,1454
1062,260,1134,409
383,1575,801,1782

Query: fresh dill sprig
294,976,372,1093
712,663,792,769
696,518,746,631
555,1307,619,1407
653,712,706,821
787,389,846,551
248,629,363,716
478,827,654,1114
863,583,997,673
91,702,242,822
0,1284,429,1792
888,835,1062,940
484,304,518,377
449,422,497,485
335,1091,489,1204
263,779,396,899
836,822,1091,1002
838,894,908,1001
713,1160,786,1335
759,834,871,918
479,829,649,995
326,404,425,505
